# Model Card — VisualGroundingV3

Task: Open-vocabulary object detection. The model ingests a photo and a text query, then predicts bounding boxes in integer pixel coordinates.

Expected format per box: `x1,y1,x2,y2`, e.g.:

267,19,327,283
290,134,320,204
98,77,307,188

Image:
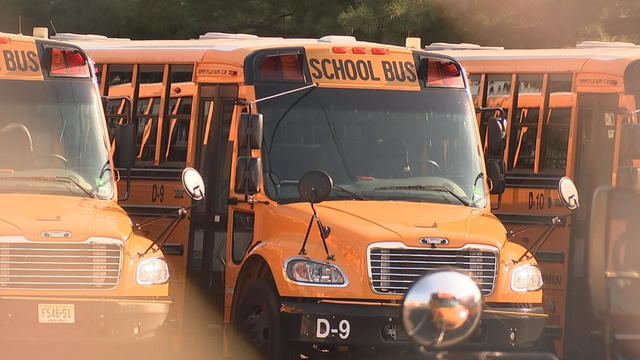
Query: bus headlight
511,264,543,292
137,257,170,285
285,258,346,286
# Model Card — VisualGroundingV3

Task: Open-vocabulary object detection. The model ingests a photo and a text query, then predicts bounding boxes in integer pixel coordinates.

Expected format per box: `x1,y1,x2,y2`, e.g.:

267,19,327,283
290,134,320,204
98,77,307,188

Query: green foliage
0,0,638,48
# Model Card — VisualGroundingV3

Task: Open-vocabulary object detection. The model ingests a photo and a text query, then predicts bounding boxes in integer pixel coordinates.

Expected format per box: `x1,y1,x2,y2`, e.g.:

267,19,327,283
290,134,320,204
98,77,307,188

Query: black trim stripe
495,212,566,225
535,250,565,263
121,204,182,217
543,325,562,339
117,167,182,181
506,174,563,189
161,243,184,256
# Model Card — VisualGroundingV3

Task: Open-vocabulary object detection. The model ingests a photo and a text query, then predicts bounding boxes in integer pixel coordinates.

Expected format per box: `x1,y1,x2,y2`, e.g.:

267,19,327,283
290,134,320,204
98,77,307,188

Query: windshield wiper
275,180,367,201
373,185,470,206
0,176,96,198
332,185,367,200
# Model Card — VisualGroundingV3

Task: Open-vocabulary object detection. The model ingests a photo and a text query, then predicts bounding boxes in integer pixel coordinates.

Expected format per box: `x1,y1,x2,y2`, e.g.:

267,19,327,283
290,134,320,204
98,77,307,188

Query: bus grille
369,246,498,296
0,241,122,290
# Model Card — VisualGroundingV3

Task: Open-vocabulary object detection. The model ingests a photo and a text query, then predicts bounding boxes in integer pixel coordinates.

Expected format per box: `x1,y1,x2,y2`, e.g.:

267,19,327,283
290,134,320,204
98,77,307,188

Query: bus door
565,93,619,357
187,84,238,330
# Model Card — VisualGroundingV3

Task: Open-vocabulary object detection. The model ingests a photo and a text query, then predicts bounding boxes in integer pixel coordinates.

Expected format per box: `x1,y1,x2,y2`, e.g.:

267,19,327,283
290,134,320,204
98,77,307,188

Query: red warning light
331,47,348,54
49,48,90,77
351,47,367,54
257,54,304,81
426,59,464,88
0,37,11,45
371,48,389,55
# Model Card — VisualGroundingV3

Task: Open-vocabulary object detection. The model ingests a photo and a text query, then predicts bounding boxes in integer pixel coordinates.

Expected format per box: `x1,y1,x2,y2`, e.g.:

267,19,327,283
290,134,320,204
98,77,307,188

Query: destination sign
0,38,43,80
306,48,420,90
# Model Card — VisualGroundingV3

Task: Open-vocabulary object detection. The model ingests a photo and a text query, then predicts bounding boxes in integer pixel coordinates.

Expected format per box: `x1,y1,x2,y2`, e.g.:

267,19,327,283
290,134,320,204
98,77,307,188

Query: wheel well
231,255,276,322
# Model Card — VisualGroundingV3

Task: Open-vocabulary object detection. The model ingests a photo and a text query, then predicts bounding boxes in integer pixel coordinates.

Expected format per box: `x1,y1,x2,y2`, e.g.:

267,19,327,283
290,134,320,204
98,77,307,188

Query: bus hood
0,194,132,242
313,200,506,249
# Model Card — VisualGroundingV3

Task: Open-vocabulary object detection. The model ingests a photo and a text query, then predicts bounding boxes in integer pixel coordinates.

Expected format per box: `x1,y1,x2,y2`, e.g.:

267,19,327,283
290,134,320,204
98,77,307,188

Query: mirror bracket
298,202,334,261
516,215,565,263
297,171,334,260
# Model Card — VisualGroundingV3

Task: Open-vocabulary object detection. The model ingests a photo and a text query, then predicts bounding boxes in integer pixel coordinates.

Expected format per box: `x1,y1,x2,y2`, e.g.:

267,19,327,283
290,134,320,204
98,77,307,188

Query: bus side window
134,97,160,164
540,107,571,174
163,96,192,165
106,98,127,143
108,64,133,88
508,107,539,171
508,74,543,172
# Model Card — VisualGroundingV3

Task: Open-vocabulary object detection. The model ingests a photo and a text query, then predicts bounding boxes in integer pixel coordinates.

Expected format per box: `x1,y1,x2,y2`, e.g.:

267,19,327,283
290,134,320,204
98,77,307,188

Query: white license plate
38,304,75,324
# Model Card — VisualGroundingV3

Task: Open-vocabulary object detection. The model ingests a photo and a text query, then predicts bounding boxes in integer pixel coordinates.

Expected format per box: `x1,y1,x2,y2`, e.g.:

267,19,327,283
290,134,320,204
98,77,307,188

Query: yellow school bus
65,32,548,358
431,41,640,359
0,31,170,346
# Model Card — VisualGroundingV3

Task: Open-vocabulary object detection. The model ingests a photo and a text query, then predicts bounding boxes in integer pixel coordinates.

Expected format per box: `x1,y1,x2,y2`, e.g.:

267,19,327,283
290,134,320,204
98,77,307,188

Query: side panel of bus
473,72,580,356
97,63,199,349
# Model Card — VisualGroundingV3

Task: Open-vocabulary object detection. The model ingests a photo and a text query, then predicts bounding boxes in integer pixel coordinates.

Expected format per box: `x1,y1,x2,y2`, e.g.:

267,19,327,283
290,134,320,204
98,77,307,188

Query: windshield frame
255,84,487,208
0,77,115,200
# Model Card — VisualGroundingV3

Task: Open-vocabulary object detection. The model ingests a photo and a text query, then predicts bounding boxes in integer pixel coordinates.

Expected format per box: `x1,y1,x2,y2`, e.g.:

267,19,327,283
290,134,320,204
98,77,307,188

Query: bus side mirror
235,157,261,195
486,158,505,195
182,167,205,201
558,177,579,210
298,170,333,204
238,113,263,150
115,123,136,169
487,116,506,155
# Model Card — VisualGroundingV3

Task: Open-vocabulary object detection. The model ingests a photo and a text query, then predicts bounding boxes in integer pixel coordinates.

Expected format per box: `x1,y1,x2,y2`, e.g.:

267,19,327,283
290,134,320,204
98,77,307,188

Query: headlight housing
285,258,347,286
511,264,543,292
137,257,170,285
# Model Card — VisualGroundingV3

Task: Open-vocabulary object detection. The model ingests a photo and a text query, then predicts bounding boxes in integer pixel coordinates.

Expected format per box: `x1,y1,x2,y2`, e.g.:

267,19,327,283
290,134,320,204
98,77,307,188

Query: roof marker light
332,47,347,54
351,47,366,54
0,37,11,45
371,48,388,55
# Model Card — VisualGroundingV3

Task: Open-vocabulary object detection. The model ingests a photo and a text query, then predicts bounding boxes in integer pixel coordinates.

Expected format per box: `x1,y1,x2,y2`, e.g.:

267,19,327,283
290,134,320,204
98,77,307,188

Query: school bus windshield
260,85,486,207
0,79,113,199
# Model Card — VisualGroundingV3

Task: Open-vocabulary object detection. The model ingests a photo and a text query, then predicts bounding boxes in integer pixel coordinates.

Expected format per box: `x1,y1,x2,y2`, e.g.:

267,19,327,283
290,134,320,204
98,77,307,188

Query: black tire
233,280,298,360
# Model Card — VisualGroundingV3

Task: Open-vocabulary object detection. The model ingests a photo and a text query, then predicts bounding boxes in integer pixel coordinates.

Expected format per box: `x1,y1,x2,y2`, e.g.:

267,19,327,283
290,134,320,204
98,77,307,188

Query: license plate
304,316,351,340
38,304,75,324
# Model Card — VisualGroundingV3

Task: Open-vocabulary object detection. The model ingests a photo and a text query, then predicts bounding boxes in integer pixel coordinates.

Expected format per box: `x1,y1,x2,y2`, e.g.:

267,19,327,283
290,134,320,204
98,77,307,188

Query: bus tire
233,279,298,360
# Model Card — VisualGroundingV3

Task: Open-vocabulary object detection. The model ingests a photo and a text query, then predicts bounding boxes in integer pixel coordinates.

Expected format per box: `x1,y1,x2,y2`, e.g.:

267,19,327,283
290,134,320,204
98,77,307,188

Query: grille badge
418,237,448,246
40,231,72,238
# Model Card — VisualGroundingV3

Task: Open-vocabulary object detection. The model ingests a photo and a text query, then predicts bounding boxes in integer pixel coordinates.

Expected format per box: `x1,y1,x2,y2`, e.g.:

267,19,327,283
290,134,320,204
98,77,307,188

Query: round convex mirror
298,170,333,204
402,271,482,349
558,176,579,210
182,167,206,201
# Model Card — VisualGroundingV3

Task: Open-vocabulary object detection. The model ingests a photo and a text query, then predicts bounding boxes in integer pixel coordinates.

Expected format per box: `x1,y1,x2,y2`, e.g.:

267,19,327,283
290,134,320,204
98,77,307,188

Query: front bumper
280,299,546,351
0,296,171,342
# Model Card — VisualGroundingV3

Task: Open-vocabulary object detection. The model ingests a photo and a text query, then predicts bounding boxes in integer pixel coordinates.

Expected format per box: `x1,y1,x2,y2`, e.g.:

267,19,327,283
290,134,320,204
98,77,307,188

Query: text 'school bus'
64,32,547,358
0,31,170,344
430,40,640,359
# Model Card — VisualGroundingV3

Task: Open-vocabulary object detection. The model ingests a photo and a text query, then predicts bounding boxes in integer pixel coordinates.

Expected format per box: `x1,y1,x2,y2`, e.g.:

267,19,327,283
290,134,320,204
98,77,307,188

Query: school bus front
0,33,169,343
70,35,549,357
222,43,547,357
